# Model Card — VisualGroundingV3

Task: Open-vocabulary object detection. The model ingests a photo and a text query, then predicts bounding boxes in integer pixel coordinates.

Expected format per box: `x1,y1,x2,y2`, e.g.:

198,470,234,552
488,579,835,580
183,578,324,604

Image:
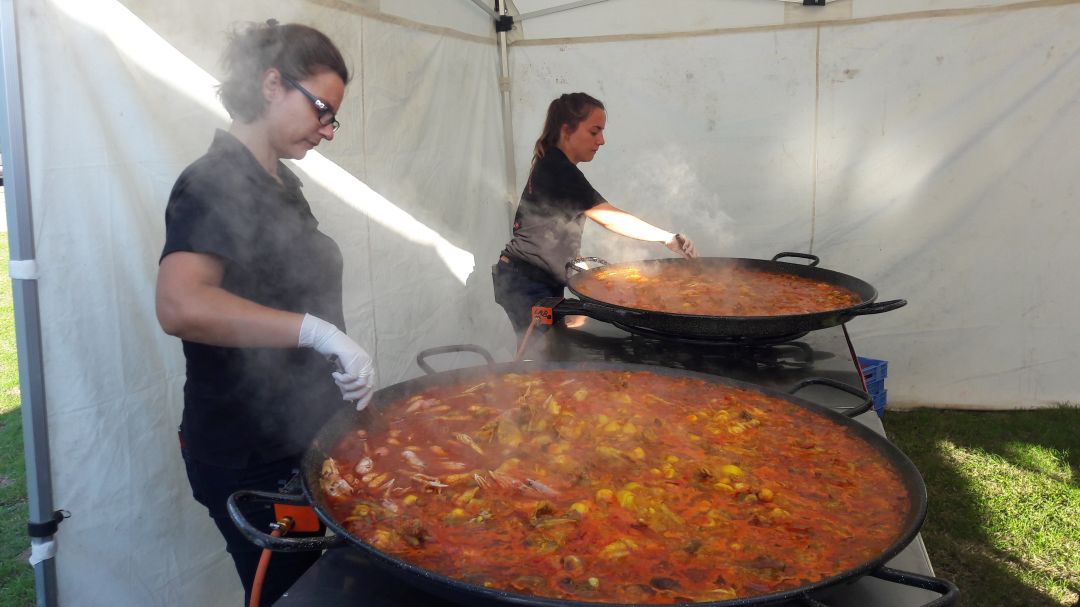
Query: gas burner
625,334,816,371
610,321,809,347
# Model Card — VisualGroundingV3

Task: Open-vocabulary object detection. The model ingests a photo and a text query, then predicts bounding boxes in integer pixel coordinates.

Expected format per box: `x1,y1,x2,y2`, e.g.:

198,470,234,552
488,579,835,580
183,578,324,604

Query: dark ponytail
532,92,604,166
217,20,350,122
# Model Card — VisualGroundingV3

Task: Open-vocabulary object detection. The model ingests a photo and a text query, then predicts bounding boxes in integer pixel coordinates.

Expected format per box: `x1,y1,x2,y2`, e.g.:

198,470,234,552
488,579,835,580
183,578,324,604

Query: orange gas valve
273,504,320,533
530,297,564,326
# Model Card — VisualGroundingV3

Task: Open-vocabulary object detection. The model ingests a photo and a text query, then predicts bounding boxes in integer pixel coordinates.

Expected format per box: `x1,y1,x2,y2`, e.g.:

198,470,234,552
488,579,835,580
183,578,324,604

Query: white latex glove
298,314,376,410
664,233,697,259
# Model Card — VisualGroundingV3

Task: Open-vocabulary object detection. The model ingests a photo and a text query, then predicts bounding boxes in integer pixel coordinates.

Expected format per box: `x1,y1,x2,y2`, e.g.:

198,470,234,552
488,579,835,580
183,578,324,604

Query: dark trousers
182,449,324,606
492,258,563,337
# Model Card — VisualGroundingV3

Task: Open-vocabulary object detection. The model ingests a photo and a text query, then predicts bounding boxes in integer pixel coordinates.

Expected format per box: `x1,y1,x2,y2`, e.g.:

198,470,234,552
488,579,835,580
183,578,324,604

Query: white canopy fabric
14,0,509,604
4,0,1079,604
508,0,1080,410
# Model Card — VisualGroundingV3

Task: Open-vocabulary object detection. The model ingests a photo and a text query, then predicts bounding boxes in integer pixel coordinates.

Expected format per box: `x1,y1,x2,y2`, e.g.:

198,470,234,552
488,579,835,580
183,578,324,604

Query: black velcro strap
28,510,69,538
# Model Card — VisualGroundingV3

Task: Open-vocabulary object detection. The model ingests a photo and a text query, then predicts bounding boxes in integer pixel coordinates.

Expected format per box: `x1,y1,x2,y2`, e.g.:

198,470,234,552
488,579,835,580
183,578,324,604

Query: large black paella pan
228,348,955,607
554,252,906,340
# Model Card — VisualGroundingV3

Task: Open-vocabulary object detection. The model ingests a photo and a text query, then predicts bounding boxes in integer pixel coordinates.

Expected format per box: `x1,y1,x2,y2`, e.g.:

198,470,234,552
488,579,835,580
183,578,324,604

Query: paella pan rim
565,256,882,323
302,361,928,607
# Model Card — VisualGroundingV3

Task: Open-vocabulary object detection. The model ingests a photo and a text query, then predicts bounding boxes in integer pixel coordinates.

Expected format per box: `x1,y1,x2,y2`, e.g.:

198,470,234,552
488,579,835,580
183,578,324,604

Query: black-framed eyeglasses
281,74,340,132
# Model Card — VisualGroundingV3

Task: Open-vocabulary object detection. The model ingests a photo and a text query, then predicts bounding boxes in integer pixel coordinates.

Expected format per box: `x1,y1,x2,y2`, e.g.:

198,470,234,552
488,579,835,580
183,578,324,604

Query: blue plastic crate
857,356,888,383
872,389,888,417
866,377,885,397
858,357,888,416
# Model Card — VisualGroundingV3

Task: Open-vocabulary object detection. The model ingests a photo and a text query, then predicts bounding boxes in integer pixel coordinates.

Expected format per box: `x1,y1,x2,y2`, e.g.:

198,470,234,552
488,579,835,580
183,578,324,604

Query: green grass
0,231,1078,606
1,233,34,606
886,407,1080,607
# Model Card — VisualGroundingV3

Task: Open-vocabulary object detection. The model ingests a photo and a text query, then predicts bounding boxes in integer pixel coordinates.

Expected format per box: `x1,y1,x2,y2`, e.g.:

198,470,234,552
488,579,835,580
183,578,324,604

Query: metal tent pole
518,0,612,21
0,1,59,606
496,1,517,207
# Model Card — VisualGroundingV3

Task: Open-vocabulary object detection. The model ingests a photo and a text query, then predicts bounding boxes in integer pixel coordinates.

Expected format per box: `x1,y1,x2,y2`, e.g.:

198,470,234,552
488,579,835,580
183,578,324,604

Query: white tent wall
13,0,510,604
813,7,1080,408
376,0,496,38
9,0,1080,604
511,0,1066,39
509,1,1080,409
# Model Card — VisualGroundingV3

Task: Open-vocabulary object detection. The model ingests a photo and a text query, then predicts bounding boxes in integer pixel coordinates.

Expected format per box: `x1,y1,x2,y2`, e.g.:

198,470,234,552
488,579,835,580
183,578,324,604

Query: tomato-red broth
573,264,863,317
321,370,909,603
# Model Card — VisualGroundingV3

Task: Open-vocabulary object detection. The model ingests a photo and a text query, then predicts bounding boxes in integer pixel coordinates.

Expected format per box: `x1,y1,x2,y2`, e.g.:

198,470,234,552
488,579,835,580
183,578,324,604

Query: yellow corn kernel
649,468,662,476
616,393,632,404
448,508,467,520
371,528,393,547
599,540,630,559
604,421,622,433
573,389,589,401
616,490,635,508
569,501,589,515
623,482,642,490
530,435,553,447
664,468,676,479
758,488,774,502
665,455,680,463
596,488,614,502
596,446,621,459
720,464,744,478
456,487,479,505
588,577,599,588
628,447,646,460
596,414,609,426
623,422,638,435
547,399,561,415
713,482,735,493
402,495,418,506
686,413,698,423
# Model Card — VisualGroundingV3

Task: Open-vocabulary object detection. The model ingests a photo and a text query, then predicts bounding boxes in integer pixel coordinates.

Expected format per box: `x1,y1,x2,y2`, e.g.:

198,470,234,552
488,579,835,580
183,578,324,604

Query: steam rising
587,144,734,262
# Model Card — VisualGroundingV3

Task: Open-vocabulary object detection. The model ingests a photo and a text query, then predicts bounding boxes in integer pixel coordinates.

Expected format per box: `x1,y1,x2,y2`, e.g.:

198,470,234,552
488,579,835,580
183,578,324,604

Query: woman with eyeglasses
493,92,698,340
155,20,369,605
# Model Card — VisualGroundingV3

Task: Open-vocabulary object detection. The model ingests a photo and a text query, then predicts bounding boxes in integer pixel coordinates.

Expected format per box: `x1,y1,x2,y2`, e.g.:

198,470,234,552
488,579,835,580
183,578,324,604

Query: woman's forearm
585,202,675,242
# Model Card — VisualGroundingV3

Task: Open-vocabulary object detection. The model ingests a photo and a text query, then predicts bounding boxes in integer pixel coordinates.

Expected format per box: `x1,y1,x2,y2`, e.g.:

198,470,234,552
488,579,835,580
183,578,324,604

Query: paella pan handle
788,377,872,417
846,299,908,316
416,344,496,376
564,256,609,277
794,566,959,606
226,489,344,552
869,567,961,605
554,296,652,322
771,251,820,266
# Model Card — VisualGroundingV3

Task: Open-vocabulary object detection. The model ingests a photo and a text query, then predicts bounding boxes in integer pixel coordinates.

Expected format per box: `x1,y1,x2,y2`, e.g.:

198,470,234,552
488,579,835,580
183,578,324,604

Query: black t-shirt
162,130,346,468
502,148,605,286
